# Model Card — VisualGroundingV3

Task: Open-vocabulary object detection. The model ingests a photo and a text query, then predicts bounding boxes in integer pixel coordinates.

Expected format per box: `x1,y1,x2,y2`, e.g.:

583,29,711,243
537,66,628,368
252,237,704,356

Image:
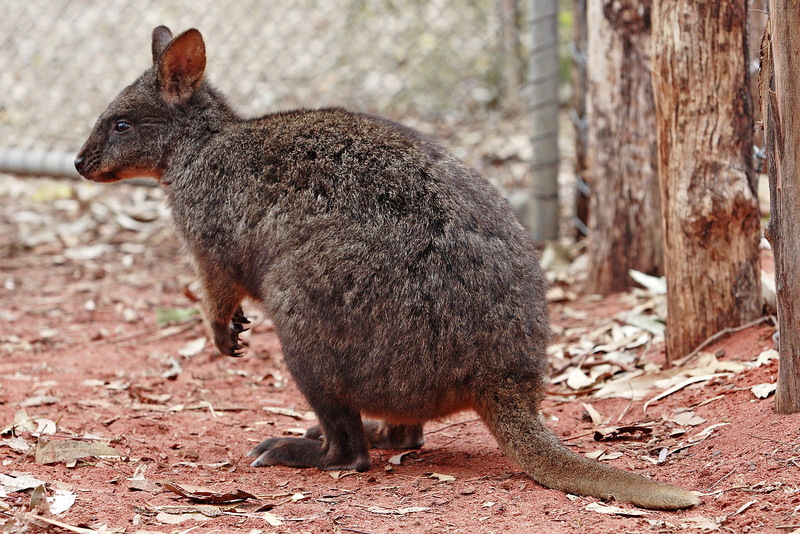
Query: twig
97,325,161,344
674,316,773,367
23,512,100,533
744,432,792,446
643,373,729,413
707,467,737,491
562,430,595,442
99,316,202,345
339,528,381,534
425,417,480,435
616,385,635,423
694,394,725,408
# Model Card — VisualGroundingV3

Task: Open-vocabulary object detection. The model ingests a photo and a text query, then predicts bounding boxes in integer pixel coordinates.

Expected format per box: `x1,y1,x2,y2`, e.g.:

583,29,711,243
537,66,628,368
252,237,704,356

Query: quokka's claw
232,308,251,324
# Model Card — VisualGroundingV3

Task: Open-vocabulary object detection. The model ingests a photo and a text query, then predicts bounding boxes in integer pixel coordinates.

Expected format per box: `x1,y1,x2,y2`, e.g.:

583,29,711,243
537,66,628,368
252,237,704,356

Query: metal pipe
523,0,560,242
0,146,155,186
0,146,81,179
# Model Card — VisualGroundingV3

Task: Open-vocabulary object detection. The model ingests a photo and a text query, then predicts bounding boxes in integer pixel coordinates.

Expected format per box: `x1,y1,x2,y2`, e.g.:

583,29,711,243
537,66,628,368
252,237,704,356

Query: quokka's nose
74,156,86,174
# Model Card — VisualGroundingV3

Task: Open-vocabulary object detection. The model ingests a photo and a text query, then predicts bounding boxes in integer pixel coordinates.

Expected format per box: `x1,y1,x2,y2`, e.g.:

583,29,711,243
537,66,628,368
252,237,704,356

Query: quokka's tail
475,385,700,510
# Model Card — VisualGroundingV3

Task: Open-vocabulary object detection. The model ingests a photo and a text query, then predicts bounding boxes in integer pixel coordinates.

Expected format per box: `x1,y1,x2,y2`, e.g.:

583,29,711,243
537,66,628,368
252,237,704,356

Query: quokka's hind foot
304,420,424,449
248,436,370,471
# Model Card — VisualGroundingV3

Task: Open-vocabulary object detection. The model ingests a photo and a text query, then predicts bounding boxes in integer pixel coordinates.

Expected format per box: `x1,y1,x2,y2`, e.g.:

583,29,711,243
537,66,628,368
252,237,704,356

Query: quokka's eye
113,121,131,134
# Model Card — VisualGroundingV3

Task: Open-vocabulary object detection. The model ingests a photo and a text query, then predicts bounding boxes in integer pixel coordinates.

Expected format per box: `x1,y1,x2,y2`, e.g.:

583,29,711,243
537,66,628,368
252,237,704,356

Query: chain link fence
1,0,554,195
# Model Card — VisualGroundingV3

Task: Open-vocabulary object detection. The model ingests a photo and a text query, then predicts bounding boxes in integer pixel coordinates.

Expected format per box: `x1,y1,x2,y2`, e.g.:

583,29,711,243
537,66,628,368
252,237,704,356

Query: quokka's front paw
213,309,250,357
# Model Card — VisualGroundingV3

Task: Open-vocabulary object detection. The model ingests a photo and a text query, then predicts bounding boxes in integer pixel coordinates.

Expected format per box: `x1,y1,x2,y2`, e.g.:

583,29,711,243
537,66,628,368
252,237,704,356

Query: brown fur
75,27,699,510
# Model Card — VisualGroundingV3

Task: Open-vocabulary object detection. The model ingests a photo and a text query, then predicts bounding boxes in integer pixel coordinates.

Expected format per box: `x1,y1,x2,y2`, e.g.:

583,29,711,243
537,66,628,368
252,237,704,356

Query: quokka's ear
157,28,206,105
152,26,174,63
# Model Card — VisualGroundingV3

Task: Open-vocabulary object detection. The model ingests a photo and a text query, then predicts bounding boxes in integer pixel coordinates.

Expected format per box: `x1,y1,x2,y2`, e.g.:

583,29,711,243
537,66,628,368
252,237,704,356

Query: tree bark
651,0,761,362
585,0,663,294
760,2,800,414
499,0,522,110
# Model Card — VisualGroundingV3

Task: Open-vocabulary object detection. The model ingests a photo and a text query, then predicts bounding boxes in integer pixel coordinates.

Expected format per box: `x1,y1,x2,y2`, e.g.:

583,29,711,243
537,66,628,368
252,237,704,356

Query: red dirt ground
1,176,798,533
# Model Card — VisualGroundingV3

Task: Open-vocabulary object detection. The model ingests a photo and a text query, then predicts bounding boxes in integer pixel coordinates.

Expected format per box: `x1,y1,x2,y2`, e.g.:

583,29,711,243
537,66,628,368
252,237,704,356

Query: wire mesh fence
1,0,547,193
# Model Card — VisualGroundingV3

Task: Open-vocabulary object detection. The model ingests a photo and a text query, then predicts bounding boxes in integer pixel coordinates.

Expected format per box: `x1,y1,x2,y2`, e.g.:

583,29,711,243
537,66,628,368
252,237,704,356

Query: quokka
75,26,700,510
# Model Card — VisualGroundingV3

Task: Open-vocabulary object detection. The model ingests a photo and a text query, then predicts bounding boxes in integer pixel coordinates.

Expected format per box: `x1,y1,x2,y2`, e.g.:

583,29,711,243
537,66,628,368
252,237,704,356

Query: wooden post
499,0,522,110
760,1,800,414
571,0,589,240
585,0,663,294
651,0,762,363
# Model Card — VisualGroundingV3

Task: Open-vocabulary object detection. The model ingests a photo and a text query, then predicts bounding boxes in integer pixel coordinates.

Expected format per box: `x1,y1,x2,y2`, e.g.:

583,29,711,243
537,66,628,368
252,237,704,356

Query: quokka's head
75,26,207,183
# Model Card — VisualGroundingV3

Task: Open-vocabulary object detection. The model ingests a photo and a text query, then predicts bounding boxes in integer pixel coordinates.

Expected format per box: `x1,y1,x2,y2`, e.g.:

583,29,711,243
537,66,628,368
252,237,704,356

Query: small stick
100,316,202,345
23,513,99,534
707,467,737,491
674,316,773,367
562,430,595,442
425,417,480,435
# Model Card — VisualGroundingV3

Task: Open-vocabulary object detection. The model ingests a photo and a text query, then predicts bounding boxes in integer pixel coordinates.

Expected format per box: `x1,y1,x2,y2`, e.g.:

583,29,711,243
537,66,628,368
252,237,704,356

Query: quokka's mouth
81,170,124,183
83,168,159,184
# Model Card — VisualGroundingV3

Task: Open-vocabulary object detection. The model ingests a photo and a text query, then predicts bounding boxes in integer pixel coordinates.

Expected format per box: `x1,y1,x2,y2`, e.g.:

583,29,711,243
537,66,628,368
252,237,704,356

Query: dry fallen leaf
149,504,226,518
593,425,653,442
643,374,730,412
755,349,779,366
2,435,33,451
581,402,603,426
628,270,666,295
731,499,758,516
564,367,594,390
365,505,430,515
680,516,722,531
0,408,37,435
593,369,673,401
667,411,707,427
155,512,213,525
35,439,120,465
63,244,112,261
0,473,77,515
751,382,777,399
20,512,109,533
428,473,456,482
160,481,258,504
32,418,57,437
621,312,665,336
259,511,284,526
0,472,48,494
47,489,77,515
328,470,359,479
547,285,577,303
127,465,160,493
263,407,316,420
20,395,60,407
160,356,182,380
389,450,418,465
598,452,623,461
691,423,729,443
585,502,649,517
177,337,207,357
